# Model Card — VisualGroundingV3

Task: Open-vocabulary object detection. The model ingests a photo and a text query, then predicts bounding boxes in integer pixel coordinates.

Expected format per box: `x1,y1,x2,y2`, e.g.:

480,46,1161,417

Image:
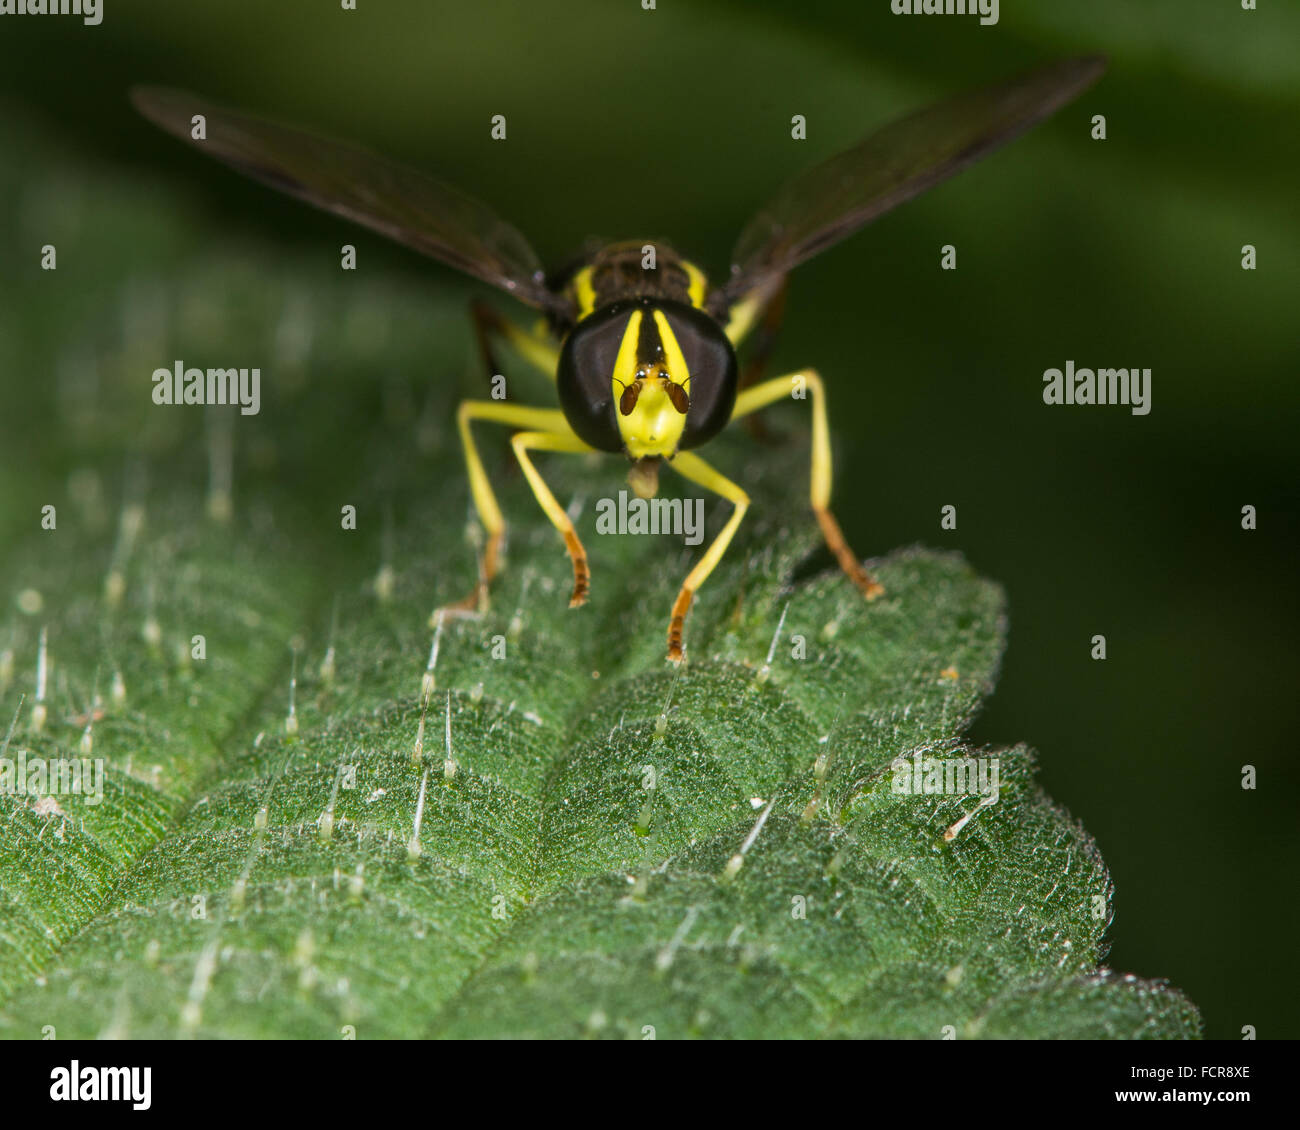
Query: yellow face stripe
611,308,644,397
611,308,690,458
653,309,692,391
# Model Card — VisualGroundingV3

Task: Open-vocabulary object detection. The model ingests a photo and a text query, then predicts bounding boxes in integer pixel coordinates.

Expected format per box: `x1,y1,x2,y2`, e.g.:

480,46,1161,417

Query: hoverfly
133,56,1104,661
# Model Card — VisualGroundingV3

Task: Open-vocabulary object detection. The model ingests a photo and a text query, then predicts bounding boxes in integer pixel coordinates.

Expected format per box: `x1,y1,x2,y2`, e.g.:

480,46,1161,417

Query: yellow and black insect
133,57,1104,661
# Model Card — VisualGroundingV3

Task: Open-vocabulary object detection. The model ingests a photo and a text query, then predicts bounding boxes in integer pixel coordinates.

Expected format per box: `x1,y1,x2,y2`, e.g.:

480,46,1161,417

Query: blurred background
0,0,1295,1038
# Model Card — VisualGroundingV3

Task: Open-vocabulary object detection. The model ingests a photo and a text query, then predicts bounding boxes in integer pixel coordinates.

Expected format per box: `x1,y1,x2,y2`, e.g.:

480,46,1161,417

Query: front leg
663,451,751,663
509,430,594,606
447,401,576,613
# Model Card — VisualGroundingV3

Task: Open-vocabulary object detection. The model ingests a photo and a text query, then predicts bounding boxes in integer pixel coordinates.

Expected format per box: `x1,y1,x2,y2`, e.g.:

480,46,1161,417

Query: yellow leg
509,431,594,606
663,451,750,663
452,401,575,610
721,275,787,349
731,370,884,600
471,299,560,381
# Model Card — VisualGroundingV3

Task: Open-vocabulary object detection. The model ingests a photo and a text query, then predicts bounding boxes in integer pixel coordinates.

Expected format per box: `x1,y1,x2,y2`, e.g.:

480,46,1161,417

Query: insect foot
666,588,693,664
566,528,590,608
813,508,883,600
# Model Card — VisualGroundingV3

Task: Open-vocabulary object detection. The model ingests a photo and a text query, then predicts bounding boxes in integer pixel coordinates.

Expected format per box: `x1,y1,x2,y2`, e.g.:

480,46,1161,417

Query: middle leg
730,369,884,600
450,400,575,611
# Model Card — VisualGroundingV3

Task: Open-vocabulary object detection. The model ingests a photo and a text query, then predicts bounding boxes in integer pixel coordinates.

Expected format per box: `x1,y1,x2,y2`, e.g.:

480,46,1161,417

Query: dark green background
1,0,1295,1038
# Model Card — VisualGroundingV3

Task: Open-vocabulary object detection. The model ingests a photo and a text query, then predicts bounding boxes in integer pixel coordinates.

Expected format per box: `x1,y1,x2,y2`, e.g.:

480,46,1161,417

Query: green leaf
0,122,1199,1040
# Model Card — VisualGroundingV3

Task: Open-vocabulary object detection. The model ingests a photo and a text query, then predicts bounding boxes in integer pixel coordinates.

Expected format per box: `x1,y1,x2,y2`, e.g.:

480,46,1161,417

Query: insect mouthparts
628,457,661,500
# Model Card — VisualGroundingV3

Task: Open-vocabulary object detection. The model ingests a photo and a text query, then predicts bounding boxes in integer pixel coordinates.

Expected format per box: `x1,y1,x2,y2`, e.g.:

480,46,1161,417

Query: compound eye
658,304,738,449
556,304,633,452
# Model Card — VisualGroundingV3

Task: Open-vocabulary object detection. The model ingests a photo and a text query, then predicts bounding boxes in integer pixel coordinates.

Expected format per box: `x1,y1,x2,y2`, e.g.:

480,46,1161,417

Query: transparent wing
712,56,1106,313
132,86,573,319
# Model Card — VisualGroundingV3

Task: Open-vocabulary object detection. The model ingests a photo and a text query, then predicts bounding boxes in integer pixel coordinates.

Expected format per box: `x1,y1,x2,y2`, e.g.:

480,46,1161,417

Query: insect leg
451,401,573,610
736,278,788,384
509,431,595,607
730,370,884,600
721,275,786,350
733,278,789,444
662,451,751,663
470,299,560,383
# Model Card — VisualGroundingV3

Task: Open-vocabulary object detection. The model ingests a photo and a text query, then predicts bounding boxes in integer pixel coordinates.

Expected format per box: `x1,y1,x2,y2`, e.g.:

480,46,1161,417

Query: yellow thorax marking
572,267,598,320
612,309,691,459
568,257,709,320
682,261,708,309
